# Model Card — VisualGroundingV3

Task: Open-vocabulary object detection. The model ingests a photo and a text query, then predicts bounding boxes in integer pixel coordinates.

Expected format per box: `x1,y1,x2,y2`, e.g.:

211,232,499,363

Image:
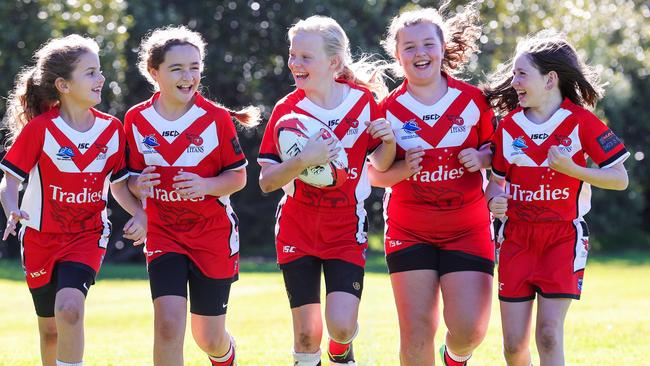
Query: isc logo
328,119,340,128
422,114,440,121
29,269,47,278
531,133,549,140
283,246,296,253
162,130,180,137
78,143,90,149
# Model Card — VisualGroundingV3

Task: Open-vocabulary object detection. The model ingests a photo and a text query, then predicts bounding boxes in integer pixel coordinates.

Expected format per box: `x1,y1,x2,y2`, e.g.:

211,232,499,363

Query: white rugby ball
274,113,348,189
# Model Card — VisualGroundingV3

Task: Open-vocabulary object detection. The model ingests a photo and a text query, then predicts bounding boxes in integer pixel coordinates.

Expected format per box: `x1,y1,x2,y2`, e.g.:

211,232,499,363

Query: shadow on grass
2,250,647,282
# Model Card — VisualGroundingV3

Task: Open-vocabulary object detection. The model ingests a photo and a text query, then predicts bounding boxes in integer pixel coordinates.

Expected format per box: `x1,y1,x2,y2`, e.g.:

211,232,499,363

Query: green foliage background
0,0,648,259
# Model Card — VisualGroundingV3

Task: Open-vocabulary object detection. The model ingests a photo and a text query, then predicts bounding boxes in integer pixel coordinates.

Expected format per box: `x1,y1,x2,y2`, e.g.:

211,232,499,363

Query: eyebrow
168,62,201,68
84,66,97,71
402,38,437,44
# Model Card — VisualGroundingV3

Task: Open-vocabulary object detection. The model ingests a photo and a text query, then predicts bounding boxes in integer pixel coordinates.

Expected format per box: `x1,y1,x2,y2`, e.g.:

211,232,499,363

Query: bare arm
173,168,247,198
0,175,29,240
486,174,510,219
366,118,396,172
368,147,424,188
548,146,628,190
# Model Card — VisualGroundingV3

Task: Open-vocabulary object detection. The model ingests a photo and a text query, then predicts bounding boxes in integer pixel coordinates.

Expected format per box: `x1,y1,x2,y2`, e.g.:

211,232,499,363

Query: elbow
614,177,629,191
258,177,274,194
235,174,247,193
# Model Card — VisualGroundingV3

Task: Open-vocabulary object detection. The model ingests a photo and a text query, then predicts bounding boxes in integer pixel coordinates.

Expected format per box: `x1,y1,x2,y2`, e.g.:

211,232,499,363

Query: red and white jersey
258,80,382,210
0,107,127,236
491,98,629,222
124,92,246,255
381,77,495,231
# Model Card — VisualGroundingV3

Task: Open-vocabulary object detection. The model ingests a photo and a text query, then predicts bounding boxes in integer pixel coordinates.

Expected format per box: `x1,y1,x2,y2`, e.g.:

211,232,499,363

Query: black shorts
386,244,494,276
30,261,96,317
280,256,364,308
148,253,234,316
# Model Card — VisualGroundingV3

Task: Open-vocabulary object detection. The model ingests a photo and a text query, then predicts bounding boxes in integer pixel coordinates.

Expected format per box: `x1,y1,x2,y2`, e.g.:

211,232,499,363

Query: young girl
125,26,259,366
483,31,629,366
369,5,495,366
257,15,395,366
0,35,146,366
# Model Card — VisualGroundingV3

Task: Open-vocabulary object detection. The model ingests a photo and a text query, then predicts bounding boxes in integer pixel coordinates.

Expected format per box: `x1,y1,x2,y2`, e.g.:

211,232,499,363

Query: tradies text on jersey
509,183,570,201
152,187,206,202
50,185,102,204
407,165,464,183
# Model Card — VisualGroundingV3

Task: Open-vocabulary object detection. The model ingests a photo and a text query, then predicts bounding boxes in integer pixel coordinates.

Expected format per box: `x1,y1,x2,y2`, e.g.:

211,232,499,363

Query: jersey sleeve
123,109,146,175
217,110,247,173
476,97,496,148
0,119,44,181
110,119,129,183
367,95,383,153
579,113,629,168
257,103,287,164
490,123,508,179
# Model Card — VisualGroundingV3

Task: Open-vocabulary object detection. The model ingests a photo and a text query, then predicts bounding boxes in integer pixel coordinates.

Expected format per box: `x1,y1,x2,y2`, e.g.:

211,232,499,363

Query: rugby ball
274,113,348,189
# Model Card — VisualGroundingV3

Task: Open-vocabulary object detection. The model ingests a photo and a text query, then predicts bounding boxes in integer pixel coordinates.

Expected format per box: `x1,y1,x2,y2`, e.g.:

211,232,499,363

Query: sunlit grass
0,253,648,365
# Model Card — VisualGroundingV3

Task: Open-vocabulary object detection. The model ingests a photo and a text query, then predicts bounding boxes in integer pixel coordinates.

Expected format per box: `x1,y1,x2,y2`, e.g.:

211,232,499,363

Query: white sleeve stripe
600,151,630,169
0,163,27,182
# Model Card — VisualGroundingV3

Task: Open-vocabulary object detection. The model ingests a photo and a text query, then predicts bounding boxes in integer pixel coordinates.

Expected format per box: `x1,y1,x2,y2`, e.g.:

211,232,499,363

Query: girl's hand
299,130,340,167
172,171,210,199
404,147,425,176
548,146,578,176
134,166,161,203
365,118,395,144
488,194,511,219
123,210,147,246
458,148,482,172
3,210,29,241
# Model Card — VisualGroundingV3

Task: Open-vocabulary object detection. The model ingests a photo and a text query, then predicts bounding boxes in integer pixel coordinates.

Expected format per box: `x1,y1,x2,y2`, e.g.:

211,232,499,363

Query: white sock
56,361,83,366
446,346,472,362
293,349,321,366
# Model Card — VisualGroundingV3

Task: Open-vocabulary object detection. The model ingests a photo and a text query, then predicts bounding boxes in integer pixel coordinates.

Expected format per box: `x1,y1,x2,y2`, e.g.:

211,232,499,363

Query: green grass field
1,252,649,365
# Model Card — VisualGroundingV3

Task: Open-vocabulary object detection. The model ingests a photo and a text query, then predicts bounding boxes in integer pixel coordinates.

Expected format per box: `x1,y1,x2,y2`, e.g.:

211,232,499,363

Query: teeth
414,61,430,67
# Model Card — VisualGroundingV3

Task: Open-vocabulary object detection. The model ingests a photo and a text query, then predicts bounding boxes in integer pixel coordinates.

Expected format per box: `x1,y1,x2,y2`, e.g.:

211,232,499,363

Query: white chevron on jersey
388,87,480,150
395,87,460,126
504,109,581,167
295,87,370,149
42,116,120,173
132,105,220,167
139,104,207,142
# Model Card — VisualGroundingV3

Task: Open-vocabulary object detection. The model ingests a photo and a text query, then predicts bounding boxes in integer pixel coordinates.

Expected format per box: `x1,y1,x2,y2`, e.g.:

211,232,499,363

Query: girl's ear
149,67,159,82
54,77,69,94
330,54,342,72
546,70,559,90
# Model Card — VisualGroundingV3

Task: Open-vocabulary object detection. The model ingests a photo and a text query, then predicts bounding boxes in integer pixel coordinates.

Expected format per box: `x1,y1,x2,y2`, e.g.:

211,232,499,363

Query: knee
503,335,528,357
194,330,228,355
55,299,83,326
537,323,562,353
40,324,58,345
296,325,321,351
400,311,435,343
451,325,488,349
155,316,185,343
328,321,357,343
